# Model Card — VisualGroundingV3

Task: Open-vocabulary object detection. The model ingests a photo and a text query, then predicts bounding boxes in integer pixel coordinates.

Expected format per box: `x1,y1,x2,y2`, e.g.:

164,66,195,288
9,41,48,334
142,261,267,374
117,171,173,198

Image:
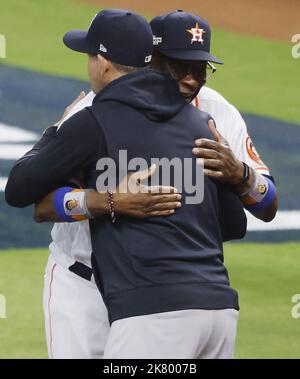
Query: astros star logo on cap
186,22,206,45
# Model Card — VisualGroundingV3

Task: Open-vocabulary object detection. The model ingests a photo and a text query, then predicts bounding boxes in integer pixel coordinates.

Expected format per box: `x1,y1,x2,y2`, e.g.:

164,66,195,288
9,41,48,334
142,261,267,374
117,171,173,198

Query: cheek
88,59,98,80
179,77,204,92
87,59,93,78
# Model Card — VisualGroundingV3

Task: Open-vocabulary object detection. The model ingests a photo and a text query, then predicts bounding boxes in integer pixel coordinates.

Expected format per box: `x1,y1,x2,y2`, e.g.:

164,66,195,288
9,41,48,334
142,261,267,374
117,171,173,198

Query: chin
192,83,206,102
182,86,203,104
183,93,198,104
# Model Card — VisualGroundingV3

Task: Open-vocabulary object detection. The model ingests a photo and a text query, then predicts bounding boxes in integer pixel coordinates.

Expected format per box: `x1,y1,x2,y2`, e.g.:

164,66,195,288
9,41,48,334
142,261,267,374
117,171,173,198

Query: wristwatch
239,162,250,185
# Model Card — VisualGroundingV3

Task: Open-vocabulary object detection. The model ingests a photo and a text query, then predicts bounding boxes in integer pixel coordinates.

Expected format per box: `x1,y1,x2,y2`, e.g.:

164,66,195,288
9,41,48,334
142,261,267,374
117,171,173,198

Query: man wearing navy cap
151,10,222,63
5,9,246,358
149,11,277,223
63,9,153,67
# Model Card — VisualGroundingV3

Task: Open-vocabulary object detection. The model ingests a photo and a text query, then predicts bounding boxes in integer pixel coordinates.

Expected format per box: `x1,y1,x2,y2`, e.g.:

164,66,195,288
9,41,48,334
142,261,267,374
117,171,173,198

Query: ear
97,55,111,75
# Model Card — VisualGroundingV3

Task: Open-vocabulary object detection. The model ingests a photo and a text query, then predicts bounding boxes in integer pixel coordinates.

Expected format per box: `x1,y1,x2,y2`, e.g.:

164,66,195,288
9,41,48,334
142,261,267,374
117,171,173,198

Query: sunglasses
165,58,216,81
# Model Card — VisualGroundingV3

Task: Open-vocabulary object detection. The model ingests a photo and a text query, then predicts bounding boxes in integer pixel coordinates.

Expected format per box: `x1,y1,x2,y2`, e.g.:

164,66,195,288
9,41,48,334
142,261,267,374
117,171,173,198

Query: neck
94,70,127,94
109,69,127,83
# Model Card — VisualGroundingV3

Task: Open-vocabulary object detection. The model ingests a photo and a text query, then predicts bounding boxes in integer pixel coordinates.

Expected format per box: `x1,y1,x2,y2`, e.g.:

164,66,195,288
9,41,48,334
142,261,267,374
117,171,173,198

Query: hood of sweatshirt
93,68,186,122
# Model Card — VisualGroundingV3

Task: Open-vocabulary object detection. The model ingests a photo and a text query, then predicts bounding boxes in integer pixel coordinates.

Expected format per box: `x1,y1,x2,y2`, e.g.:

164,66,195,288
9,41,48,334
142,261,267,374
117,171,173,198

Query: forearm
35,192,61,222
86,191,108,217
251,195,278,222
34,181,182,223
35,189,109,223
233,167,278,222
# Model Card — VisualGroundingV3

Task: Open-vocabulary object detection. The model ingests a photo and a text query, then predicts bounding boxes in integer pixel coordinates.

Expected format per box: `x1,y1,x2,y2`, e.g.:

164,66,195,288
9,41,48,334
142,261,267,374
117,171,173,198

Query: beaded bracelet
107,191,116,223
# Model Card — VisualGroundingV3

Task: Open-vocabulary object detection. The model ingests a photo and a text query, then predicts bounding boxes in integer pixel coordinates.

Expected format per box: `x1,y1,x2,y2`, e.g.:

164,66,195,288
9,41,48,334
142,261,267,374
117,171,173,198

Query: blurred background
0,0,299,358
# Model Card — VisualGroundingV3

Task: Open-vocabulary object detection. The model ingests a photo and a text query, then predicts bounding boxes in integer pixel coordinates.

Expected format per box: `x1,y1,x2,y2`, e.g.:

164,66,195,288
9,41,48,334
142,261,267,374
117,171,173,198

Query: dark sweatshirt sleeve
22,125,58,156
218,184,247,242
5,109,105,207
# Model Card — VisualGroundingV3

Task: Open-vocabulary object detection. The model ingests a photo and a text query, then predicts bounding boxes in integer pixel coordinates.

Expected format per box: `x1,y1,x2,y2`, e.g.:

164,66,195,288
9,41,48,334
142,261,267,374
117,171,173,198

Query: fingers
151,201,181,211
132,198,181,218
64,92,86,117
142,185,179,194
197,158,222,170
195,120,228,149
56,92,86,127
207,119,220,142
148,209,176,217
71,91,86,107
192,147,219,159
195,144,224,177
132,164,157,184
152,193,182,203
203,168,224,179
194,138,220,150
147,164,157,179
149,194,182,204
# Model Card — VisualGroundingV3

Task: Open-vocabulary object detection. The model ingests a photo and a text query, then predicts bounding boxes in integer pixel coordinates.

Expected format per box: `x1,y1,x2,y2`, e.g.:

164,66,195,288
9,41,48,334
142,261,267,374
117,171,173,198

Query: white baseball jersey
50,87,270,269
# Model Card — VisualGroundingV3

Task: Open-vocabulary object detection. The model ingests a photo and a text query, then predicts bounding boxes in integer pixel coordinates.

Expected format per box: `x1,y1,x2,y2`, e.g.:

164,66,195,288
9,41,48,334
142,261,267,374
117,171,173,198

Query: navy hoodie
88,68,239,324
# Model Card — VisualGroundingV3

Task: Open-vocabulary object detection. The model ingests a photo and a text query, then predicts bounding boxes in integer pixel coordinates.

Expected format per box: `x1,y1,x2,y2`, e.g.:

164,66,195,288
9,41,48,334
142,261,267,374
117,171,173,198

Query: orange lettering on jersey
246,136,266,166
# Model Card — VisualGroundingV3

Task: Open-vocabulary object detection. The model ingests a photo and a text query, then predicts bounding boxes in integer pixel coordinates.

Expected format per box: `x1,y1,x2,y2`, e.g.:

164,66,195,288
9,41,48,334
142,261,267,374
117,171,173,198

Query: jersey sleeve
194,92,270,175
227,107,270,175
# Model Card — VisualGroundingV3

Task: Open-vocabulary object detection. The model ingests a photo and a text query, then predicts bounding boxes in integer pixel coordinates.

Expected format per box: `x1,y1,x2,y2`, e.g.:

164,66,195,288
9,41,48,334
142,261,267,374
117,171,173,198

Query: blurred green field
0,243,299,359
0,249,48,358
0,0,299,124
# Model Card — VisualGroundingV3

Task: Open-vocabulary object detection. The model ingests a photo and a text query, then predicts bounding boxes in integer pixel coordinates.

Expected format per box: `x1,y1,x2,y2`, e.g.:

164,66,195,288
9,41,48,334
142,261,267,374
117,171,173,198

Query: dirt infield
80,0,299,42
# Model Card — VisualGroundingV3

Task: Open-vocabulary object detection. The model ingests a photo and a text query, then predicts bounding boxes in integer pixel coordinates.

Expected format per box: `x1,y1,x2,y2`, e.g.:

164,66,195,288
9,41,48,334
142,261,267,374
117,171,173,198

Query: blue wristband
53,187,75,222
245,177,276,213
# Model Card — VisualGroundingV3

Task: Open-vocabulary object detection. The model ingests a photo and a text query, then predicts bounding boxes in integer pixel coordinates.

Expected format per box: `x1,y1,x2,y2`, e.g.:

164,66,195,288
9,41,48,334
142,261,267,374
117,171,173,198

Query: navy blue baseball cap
150,10,223,64
63,9,153,67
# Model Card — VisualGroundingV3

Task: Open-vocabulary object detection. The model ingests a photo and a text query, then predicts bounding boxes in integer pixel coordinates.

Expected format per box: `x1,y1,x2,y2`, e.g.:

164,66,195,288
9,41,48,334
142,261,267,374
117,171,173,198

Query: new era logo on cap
99,44,107,53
